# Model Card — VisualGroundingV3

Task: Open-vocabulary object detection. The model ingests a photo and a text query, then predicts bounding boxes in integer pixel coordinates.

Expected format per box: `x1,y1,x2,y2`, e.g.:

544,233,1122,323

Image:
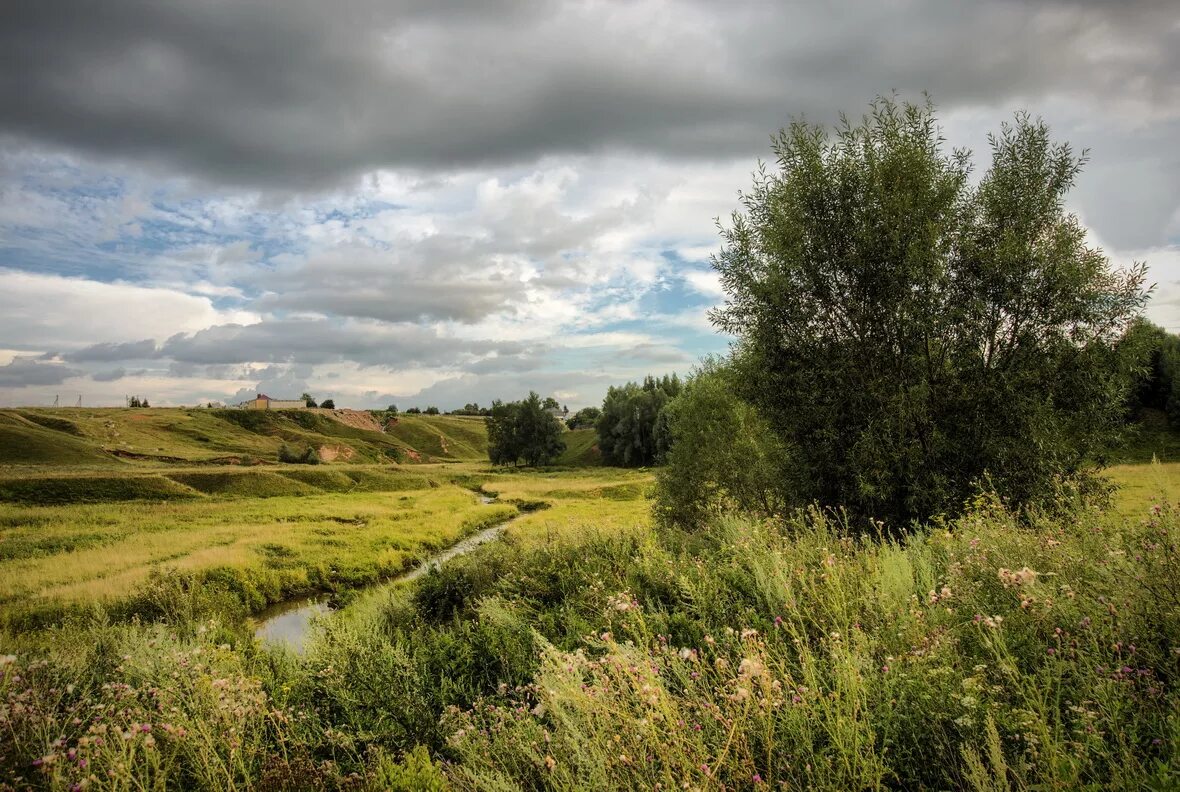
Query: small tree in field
486,391,565,466
712,97,1148,526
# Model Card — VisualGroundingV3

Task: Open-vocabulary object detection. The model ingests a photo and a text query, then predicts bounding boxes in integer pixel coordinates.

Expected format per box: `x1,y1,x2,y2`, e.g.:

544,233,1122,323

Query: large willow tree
712,98,1148,526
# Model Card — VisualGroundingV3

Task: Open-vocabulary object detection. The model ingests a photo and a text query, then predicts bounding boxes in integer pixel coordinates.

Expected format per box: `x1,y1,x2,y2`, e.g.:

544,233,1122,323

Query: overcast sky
1,0,1178,409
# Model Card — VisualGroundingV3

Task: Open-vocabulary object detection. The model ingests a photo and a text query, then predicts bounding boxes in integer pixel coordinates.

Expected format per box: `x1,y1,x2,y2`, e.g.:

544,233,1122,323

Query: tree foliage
654,360,792,527
486,391,566,466
1120,319,1180,424
450,403,491,416
711,98,1148,526
319,398,336,410
596,374,683,467
567,406,601,430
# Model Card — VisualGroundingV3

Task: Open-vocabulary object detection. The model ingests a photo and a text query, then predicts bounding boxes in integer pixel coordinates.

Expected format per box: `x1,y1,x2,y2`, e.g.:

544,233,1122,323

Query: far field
0,404,1174,632
0,407,628,630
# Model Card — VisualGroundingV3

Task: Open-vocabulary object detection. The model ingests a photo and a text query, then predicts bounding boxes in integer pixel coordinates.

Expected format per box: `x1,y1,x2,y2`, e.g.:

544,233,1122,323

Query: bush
277,443,321,464
654,360,792,529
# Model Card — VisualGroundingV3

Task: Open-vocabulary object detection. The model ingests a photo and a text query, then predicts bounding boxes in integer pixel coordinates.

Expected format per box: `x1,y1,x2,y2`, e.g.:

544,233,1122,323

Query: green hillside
556,427,601,466
0,407,489,468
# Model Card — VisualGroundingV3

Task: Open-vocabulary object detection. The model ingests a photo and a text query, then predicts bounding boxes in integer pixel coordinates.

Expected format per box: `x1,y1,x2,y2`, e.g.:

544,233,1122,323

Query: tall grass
1,483,1177,788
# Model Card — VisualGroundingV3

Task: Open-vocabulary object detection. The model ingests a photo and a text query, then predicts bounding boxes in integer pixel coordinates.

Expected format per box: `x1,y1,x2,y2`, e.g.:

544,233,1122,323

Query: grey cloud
63,339,159,362
160,319,526,369
91,367,127,382
259,281,521,324
2,0,1176,193
385,370,620,412
0,358,81,387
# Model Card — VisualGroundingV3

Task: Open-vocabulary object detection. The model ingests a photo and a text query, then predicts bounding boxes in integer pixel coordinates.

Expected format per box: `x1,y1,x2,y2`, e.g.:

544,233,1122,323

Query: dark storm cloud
2,0,1176,190
0,358,81,387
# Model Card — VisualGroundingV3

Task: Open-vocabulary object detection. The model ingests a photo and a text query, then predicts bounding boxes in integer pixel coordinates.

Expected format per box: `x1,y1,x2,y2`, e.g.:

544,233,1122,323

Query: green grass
0,407,492,467
166,471,320,498
0,473,201,505
0,413,117,466
556,427,601,466
2,417,1176,789
0,462,651,629
4,480,1177,789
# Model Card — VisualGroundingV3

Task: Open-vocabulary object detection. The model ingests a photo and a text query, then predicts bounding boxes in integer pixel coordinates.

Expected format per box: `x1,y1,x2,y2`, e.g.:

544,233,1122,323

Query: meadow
0,408,1177,789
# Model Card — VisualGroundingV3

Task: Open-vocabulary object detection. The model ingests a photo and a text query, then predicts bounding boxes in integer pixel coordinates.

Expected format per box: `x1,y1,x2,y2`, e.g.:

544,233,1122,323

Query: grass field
1,417,1176,789
0,454,652,631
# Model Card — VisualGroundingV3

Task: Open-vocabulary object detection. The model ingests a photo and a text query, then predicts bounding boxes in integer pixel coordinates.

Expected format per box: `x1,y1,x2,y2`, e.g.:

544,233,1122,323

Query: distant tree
320,398,336,410
387,404,399,415
542,396,560,411
406,407,422,415
711,97,1148,525
567,406,601,430
425,406,440,415
596,373,683,466
486,391,565,466
302,392,318,408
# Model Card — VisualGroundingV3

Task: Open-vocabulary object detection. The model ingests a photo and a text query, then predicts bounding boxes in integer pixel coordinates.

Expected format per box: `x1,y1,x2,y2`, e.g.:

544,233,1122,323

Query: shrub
277,443,321,464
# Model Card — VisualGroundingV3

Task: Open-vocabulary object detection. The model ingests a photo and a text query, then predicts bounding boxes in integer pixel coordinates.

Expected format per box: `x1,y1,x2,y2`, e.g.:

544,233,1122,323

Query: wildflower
774,616,783,627
737,658,764,678
544,755,556,770
753,773,764,783
998,567,1038,588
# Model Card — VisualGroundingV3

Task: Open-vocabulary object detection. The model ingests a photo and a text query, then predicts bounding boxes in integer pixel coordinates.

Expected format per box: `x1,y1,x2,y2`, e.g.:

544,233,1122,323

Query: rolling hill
0,407,490,468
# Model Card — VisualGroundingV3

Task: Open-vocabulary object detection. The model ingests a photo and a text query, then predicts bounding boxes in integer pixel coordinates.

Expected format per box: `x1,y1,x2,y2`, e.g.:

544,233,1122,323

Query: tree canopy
596,374,682,466
711,98,1148,526
486,391,566,466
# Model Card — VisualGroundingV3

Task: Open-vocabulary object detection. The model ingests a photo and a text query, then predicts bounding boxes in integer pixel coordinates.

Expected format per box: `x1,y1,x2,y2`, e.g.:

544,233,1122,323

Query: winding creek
252,495,514,651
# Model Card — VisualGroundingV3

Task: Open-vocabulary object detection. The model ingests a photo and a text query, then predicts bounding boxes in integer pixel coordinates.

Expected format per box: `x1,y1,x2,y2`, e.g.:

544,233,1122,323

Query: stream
252,497,511,651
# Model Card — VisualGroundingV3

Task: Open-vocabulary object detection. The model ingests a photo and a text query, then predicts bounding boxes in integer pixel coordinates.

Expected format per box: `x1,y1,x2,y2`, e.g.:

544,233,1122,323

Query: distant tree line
125,395,150,408
450,403,491,416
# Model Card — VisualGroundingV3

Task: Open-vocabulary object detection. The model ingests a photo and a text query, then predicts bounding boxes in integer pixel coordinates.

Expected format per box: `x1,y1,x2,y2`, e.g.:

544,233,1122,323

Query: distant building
240,393,307,410
546,406,570,423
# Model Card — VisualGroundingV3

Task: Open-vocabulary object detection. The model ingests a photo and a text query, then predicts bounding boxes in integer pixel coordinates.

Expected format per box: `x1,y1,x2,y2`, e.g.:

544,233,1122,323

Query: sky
1,0,1178,410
